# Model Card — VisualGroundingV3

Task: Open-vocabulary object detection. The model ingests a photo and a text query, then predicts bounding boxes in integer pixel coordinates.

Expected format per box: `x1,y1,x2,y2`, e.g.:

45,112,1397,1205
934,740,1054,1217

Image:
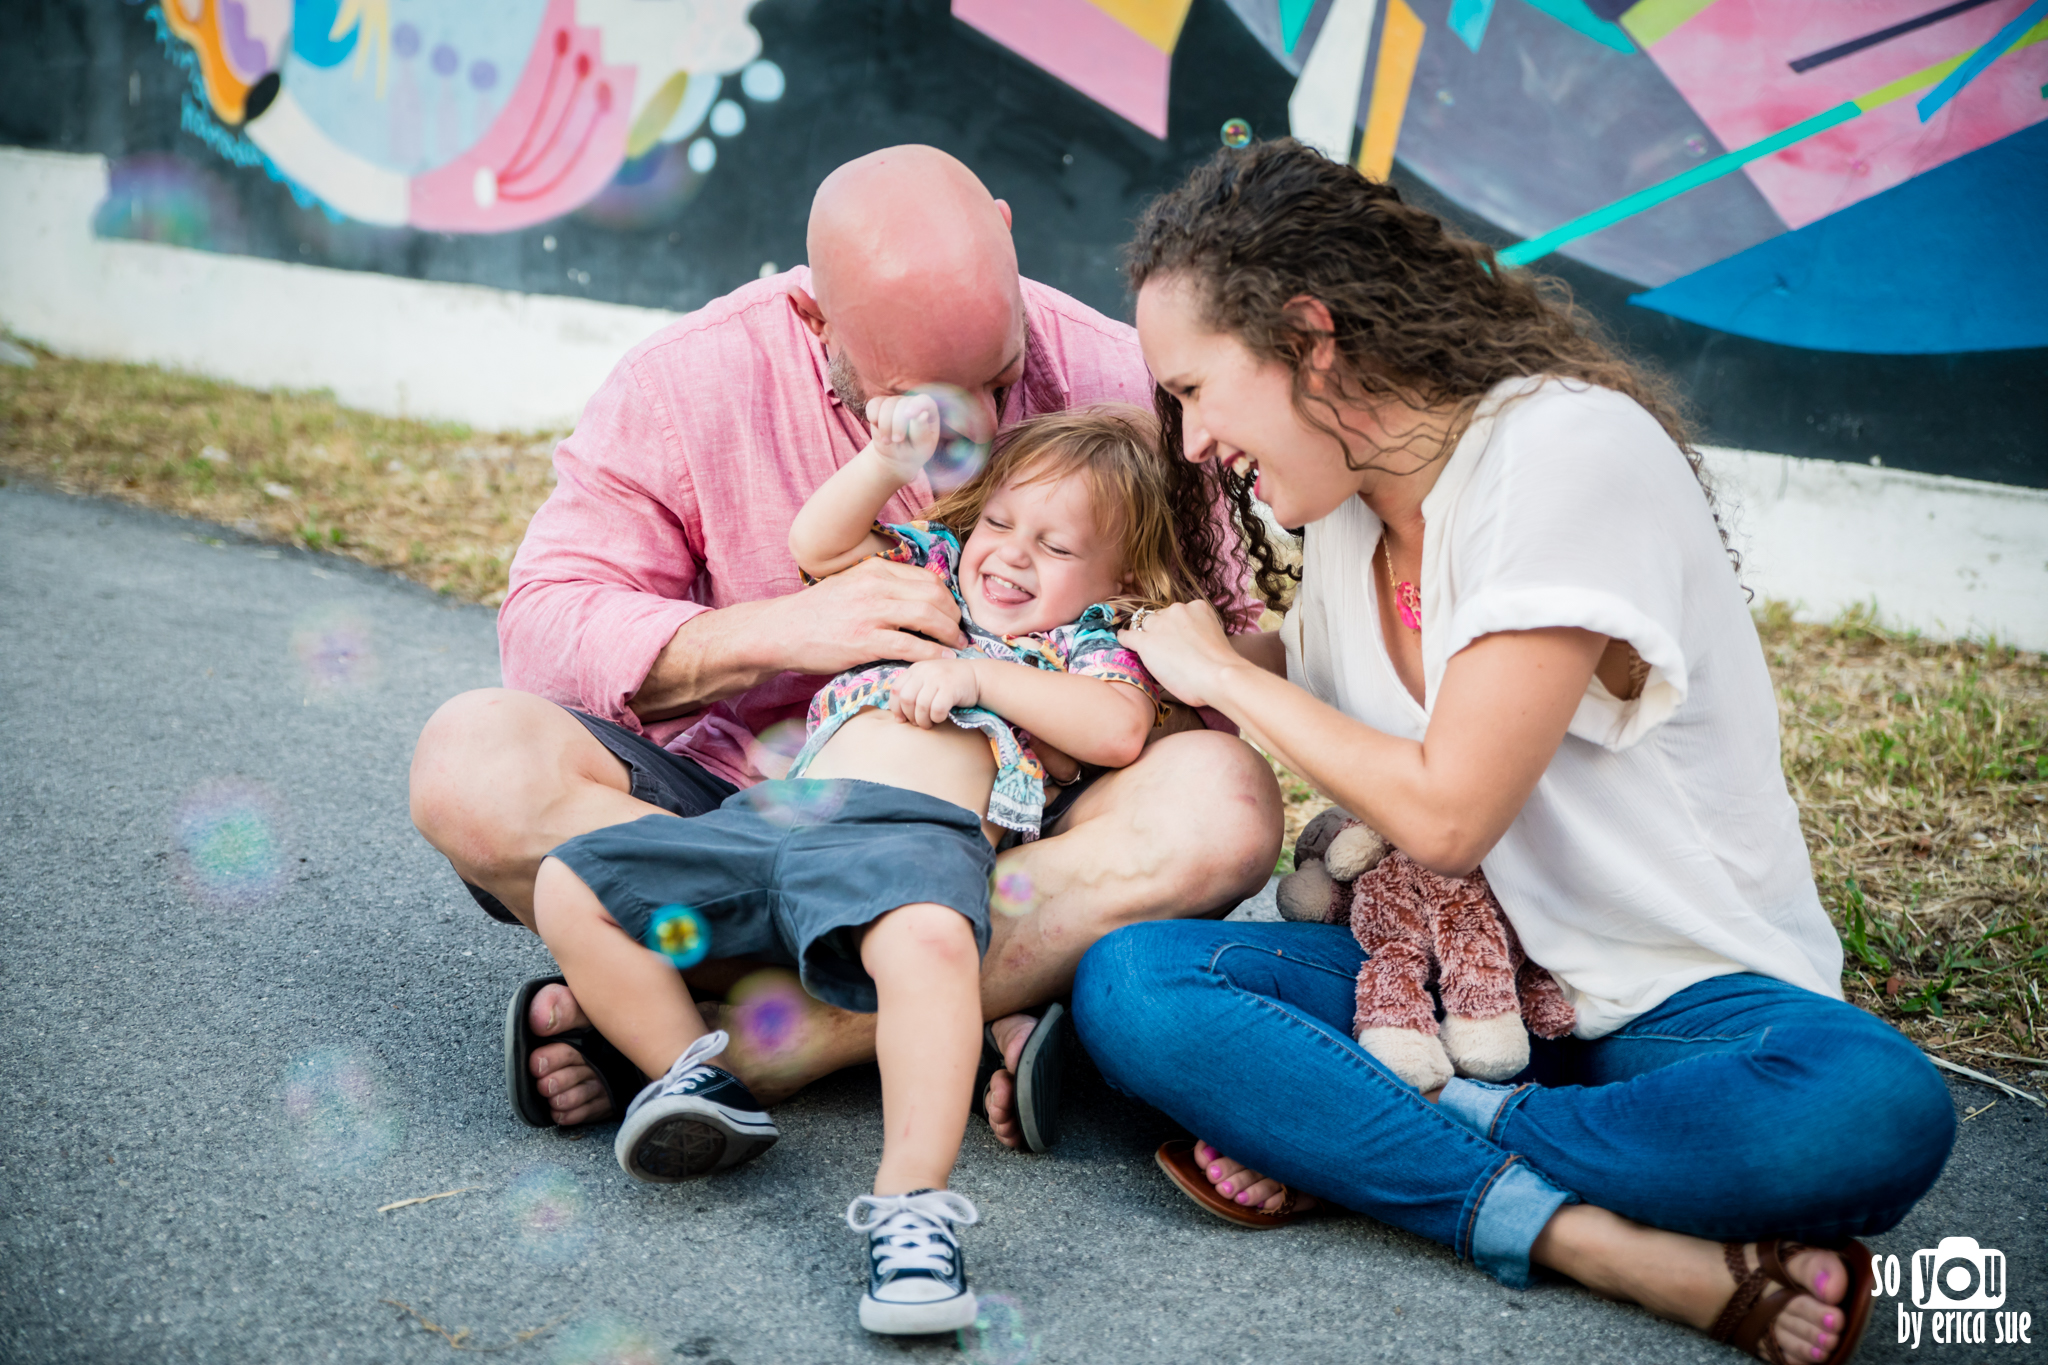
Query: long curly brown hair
919,403,1246,622
1127,137,1731,608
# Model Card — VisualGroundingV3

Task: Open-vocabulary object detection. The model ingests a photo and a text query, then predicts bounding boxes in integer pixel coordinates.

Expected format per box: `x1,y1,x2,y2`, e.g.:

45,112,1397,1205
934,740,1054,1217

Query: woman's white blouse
1281,377,1842,1038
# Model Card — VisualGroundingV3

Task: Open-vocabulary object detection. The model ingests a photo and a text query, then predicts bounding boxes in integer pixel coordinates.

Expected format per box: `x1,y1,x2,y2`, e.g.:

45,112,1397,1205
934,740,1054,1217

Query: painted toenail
1811,1349,1822,1361
1825,1313,1839,1328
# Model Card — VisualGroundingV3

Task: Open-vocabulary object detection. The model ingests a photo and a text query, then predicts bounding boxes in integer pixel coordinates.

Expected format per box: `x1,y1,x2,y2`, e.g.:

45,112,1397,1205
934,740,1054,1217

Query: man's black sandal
504,974,648,1127
970,1002,1070,1153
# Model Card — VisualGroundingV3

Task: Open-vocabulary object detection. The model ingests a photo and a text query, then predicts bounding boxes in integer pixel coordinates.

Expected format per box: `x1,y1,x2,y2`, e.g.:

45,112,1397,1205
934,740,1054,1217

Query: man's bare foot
1535,1205,1850,1362
1187,1139,1322,1216
527,982,612,1126
981,1013,1039,1150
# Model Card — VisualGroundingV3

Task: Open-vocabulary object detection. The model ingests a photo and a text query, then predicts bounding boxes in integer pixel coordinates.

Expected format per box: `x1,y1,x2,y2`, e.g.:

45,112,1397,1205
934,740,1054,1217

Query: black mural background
2,0,2040,486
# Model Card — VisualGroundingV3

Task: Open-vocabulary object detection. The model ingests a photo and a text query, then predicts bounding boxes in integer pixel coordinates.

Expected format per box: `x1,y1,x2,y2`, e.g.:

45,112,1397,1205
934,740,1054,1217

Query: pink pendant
1395,581,1422,631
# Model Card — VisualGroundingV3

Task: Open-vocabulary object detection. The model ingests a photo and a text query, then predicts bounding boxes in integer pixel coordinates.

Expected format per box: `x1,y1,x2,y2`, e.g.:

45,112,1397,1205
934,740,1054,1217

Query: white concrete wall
1705,448,2048,649
4,148,2045,648
0,146,678,431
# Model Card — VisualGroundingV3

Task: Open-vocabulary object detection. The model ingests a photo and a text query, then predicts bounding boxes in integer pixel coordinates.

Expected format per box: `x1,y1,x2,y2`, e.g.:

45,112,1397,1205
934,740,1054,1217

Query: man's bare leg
418,705,1280,1129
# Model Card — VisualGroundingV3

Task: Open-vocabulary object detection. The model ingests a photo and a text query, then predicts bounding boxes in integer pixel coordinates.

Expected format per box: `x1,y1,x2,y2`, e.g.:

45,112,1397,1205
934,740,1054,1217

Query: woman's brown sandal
1154,1140,1316,1229
1710,1238,1876,1364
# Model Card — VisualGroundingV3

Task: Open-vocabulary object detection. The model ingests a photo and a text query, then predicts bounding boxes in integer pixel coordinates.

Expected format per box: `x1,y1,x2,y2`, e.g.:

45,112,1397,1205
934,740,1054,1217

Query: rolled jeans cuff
1469,1158,1579,1290
1437,1077,1528,1141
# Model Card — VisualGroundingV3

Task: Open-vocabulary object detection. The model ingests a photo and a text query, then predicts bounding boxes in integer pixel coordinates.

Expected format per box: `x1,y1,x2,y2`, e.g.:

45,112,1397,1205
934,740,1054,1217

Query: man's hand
631,557,967,720
864,393,941,480
889,657,981,728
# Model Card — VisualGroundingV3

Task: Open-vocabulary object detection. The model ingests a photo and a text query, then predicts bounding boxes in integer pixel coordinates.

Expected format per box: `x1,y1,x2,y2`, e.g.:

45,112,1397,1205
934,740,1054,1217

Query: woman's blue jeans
1073,920,1955,1288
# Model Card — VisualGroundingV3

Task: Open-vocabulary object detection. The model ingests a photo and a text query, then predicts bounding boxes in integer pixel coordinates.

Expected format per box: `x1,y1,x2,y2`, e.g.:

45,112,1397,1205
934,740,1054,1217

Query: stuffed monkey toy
1276,809,1576,1092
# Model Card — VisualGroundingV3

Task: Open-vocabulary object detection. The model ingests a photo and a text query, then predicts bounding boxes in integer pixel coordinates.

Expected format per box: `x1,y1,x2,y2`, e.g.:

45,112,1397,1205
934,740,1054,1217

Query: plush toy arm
1517,959,1577,1040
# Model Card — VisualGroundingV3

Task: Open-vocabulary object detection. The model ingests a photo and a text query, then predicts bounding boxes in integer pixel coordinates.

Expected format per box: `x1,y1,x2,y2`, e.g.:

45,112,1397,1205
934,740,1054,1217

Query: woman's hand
889,657,980,728
1117,601,1245,709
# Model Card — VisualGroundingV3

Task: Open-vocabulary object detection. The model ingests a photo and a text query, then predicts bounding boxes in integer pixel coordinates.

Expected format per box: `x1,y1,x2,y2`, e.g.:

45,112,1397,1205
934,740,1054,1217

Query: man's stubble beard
827,346,869,417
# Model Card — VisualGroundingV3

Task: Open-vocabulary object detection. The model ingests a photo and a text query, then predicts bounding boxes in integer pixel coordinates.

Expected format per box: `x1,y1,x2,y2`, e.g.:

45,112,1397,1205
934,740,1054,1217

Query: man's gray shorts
546,779,995,1014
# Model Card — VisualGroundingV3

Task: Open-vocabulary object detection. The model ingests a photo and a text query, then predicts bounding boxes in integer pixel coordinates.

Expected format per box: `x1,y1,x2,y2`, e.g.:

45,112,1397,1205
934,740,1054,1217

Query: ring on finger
1128,607,1156,630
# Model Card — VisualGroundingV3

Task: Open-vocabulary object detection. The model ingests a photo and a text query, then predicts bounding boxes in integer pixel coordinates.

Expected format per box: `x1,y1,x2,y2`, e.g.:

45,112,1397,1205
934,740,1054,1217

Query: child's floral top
787,521,1160,839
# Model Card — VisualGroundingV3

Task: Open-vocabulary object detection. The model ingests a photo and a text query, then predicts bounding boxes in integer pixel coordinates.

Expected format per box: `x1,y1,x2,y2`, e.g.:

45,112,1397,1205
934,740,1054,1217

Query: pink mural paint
953,0,1174,138
1645,0,2048,229
410,0,634,233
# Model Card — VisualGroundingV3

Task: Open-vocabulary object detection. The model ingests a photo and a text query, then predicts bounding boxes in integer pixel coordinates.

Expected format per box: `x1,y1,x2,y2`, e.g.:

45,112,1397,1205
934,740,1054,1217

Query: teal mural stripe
1280,0,1318,51
1498,101,1861,266
1518,0,1635,53
1916,0,2048,121
1448,0,1499,50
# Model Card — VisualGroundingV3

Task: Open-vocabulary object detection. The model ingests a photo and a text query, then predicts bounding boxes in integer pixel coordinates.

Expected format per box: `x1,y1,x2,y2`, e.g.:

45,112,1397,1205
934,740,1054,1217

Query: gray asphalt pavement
3,482,2043,1365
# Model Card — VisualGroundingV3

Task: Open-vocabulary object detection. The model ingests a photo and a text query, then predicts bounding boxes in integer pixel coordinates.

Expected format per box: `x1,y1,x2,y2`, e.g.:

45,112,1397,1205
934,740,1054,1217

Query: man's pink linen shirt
500,266,1166,790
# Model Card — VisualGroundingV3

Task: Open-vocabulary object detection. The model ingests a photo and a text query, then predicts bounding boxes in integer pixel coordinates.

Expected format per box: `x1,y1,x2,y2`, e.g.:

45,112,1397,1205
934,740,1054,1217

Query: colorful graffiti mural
1,0,2040,483
961,0,2048,356
152,0,780,232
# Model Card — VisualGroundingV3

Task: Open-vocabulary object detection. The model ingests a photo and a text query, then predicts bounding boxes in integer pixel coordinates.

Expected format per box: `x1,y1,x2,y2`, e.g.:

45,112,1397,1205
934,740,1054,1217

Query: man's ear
1282,295,1338,373
994,197,1014,232
788,287,829,341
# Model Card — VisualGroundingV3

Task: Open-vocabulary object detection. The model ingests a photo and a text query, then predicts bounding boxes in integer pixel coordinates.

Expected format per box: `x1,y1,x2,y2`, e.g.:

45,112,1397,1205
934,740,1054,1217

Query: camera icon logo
1913,1236,2006,1310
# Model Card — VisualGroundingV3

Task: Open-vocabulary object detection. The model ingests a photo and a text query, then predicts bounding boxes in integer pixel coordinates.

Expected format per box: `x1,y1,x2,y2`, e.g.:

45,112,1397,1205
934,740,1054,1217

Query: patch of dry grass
0,342,560,605
5,346,2042,1074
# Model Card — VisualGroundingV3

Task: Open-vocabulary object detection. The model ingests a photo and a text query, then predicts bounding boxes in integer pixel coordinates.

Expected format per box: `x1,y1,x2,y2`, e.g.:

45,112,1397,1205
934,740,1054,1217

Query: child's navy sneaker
845,1189,979,1335
614,1030,777,1182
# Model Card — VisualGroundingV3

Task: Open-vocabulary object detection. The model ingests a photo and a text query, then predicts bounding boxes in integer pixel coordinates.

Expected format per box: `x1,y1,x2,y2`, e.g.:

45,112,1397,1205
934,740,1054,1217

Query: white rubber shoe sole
614,1097,778,1183
859,1288,978,1335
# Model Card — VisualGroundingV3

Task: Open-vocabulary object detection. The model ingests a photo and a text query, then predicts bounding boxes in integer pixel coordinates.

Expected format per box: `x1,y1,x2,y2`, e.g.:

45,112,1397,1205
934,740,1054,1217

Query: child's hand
889,657,980,728
864,393,942,479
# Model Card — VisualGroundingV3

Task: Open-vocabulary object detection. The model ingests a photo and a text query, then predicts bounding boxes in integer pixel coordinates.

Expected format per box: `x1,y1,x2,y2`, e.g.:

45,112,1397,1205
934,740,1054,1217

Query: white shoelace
845,1191,980,1278
652,1029,730,1096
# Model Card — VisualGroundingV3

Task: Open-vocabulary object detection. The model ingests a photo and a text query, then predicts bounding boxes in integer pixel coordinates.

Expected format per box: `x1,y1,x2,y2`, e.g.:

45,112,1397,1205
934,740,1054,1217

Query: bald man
409,147,1280,1150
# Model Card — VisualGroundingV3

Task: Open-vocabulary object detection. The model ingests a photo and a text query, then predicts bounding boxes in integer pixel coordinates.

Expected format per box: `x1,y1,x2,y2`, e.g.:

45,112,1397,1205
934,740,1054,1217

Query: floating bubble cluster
957,1293,1038,1365
647,904,711,970
743,718,809,782
989,856,1041,919
281,1048,402,1173
908,383,994,494
291,606,378,695
551,1317,660,1365
738,778,848,829
173,777,287,909
1219,118,1252,149
506,1165,597,1265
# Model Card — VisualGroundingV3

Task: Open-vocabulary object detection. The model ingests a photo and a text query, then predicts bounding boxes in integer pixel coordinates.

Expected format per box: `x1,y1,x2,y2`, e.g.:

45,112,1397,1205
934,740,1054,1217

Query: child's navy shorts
546,779,994,1014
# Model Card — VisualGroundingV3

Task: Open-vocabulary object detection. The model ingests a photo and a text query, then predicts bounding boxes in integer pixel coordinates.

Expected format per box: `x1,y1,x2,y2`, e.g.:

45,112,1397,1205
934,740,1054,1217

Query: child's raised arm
788,393,942,580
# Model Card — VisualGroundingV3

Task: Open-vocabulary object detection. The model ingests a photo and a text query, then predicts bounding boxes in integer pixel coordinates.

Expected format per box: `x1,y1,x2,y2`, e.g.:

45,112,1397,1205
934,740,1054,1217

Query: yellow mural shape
1089,0,1196,53
1358,0,1425,181
626,71,691,160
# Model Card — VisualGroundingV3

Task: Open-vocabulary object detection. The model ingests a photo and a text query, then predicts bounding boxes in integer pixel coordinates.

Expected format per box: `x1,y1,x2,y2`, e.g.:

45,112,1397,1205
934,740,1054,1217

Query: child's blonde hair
920,403,1207,616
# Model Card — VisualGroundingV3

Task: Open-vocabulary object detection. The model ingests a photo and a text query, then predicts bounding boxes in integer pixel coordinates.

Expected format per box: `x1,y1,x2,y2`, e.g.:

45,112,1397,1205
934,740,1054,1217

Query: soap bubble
739,59,784,102
727,968,808,1057
507,1165,597,1264
552,1318,660,1365
281,1048,402,1173
1219,118,1252,149
989,855,1040,918
737,778,847,829
647,904,710,969
173,777,288,909
957,1294,1037,1365
743,718,808,782
907,383,993,494
291,606,378,695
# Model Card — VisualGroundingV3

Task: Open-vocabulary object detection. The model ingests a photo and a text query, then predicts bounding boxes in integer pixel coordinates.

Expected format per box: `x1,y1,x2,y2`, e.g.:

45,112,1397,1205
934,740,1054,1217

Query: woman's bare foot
1534,1205,1850,1362
1188,1139,1322,1216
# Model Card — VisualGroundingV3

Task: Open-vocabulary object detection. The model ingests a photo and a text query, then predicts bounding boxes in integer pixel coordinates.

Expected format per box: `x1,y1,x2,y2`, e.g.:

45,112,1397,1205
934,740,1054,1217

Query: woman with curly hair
1074,139,1953,1364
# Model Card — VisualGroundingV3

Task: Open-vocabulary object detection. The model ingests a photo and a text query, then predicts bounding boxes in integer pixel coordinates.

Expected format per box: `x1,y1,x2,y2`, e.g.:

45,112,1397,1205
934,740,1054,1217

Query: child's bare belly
800,707,1004,846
